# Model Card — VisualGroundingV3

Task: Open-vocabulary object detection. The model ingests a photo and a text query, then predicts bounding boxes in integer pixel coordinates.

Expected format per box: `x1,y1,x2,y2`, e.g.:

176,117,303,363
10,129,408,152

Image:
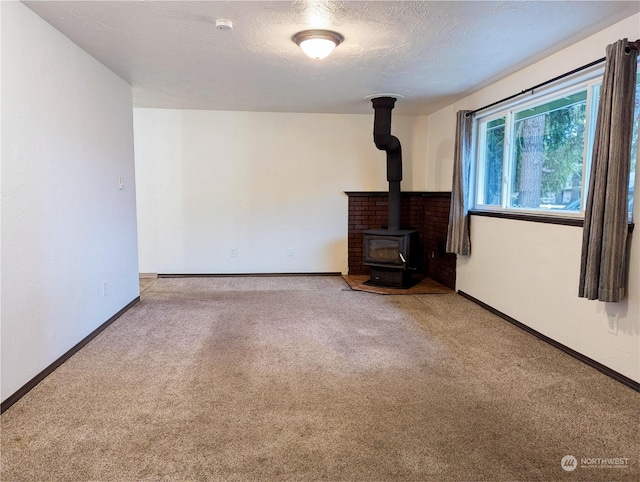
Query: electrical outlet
607,314,618,335
230,247,238,257
103,281,108,297
287,247,294,257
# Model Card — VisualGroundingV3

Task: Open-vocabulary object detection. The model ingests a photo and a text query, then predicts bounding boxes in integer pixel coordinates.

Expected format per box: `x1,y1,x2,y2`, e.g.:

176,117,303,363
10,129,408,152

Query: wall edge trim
1,296,141,414
157,272,342,278
457,290,640,393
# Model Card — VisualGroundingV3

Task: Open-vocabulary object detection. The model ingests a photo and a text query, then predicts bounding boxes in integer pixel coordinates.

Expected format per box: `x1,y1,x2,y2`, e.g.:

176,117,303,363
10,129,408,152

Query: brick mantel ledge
344,191,452,197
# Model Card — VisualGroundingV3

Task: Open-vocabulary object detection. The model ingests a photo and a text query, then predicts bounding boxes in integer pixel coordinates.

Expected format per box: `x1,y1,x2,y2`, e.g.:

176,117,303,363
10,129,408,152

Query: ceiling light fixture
292,29,344,60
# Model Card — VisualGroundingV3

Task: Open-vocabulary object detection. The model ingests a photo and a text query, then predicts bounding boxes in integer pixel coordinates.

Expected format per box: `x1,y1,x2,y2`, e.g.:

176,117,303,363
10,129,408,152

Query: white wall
134,109,428,274
426,14,640,381
1,1,139,403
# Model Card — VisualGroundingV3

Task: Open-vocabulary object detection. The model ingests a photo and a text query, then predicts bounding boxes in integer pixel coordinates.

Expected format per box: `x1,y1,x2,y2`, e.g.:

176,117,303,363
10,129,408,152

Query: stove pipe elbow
371,96,402,182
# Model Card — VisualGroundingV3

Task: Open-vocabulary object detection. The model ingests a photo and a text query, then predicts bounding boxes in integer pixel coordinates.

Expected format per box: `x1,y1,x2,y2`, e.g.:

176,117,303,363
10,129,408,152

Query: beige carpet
139,273,158,293
2,276,638,481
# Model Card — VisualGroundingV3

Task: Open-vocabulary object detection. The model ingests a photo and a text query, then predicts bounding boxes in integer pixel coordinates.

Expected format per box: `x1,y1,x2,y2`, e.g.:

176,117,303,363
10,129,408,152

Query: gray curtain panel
579,39,638,302
446,110,474,256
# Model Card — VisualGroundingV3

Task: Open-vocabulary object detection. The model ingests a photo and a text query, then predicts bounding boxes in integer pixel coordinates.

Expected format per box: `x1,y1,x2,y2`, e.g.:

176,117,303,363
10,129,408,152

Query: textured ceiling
24,1,640,115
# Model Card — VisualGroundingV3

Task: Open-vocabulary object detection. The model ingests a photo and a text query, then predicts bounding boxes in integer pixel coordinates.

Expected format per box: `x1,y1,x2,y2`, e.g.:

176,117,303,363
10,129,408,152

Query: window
473,69,639,220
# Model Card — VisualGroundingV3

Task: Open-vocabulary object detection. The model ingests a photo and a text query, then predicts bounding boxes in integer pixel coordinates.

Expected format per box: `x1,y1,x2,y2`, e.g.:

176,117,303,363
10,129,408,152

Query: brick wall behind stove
347,192,456,289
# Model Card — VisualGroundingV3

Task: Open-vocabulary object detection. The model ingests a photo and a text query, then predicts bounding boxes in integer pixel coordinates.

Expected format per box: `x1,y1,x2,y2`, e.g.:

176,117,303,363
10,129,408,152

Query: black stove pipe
371,96,402,231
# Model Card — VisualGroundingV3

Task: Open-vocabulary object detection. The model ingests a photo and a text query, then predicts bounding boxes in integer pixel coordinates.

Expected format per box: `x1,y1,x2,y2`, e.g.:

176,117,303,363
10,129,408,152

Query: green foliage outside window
482,118,504,205
511,92,586,209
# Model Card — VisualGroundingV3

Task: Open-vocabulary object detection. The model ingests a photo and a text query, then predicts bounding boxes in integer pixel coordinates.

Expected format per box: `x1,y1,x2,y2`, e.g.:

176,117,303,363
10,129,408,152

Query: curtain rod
467,39,640,118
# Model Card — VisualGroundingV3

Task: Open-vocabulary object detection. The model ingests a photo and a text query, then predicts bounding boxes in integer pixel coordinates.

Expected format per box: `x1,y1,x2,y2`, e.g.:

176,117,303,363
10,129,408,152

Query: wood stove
363,229,419,287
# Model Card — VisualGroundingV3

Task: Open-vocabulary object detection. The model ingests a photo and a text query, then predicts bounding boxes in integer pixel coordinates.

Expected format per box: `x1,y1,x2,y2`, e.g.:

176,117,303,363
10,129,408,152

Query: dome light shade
299,37,337,60
292,30,344,60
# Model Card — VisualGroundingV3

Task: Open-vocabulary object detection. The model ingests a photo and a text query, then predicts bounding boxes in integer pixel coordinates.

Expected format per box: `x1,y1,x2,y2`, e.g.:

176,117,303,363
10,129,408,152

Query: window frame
470,64,636,220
